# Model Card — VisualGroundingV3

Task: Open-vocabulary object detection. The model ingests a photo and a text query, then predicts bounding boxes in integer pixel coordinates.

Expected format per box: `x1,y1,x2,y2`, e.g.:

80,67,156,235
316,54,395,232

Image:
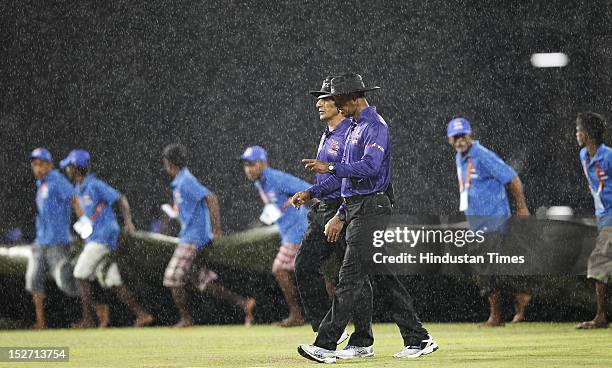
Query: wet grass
0,322,610,367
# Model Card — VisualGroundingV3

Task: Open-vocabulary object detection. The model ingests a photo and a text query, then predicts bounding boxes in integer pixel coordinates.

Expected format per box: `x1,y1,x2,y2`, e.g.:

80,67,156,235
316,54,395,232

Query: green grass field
0,323,610,367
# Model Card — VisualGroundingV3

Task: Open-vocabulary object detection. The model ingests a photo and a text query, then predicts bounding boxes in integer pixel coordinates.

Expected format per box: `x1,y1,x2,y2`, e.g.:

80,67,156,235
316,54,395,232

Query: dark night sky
1,0,611,240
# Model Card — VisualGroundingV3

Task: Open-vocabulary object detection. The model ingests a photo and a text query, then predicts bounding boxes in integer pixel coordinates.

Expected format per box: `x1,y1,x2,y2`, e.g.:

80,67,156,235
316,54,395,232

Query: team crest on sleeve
173,190,183,204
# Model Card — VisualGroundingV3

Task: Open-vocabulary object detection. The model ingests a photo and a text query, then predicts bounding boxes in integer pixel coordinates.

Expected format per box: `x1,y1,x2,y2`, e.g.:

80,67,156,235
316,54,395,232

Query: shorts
73,242,123,288
272,243,299,273
587,227,612,283
26,245,79,296
163,243,218,290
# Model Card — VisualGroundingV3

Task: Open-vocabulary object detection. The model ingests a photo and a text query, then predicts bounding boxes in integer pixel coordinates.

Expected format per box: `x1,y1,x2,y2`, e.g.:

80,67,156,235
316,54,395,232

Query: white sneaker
393,335,438,359
335,345,374,359
298,344,336,364
337,330,350,345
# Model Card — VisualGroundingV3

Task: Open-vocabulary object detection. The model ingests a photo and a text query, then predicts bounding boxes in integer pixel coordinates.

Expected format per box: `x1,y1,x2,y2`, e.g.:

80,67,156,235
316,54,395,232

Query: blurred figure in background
27,148,82,329
241,146,310,327
5,227,23,244
446,117,531,326
575,112,612,329
162,143,255,327
62,149,153,328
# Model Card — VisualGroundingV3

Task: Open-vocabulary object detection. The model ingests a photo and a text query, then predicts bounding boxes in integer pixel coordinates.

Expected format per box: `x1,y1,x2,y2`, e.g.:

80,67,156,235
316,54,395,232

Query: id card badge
592,189,605,212
459,190,468,212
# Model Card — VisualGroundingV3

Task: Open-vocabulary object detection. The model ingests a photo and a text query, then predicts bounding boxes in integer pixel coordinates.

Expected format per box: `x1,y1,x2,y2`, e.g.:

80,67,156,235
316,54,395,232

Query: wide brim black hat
317,73,381,99
309,76,333,97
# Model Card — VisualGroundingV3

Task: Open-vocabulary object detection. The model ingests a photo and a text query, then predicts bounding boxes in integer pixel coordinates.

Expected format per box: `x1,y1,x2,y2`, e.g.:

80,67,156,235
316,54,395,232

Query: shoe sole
297,346,336,364
337,352,374,360
394,342,439,359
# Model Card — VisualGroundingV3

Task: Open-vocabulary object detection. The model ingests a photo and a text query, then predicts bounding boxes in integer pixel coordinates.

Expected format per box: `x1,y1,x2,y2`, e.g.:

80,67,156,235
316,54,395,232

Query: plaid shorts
272,243,299,273
163,243,218,289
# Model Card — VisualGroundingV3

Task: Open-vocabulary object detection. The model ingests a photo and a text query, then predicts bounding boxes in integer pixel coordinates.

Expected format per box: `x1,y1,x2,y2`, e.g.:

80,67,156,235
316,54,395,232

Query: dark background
1,0,612,239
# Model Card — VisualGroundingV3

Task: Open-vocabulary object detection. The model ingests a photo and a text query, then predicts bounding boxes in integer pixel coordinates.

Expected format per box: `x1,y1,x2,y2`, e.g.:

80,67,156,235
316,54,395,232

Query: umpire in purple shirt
291,76,374,350
297,74,437,363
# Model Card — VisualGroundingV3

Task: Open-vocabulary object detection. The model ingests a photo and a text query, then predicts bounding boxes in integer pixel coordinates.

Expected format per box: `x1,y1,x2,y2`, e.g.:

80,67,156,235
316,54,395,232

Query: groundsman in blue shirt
241,145,310,327
28,148,85,329
447,116,531,327
62,149,153,328
162,143,255,328
575,112,612,329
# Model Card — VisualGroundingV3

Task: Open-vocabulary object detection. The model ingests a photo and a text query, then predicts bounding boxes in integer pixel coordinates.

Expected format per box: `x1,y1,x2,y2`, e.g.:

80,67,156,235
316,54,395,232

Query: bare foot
242,298,256,327
276,314,305,327
173,318,194,328
96,304,111,328
134,313,154,327
32,321,46,330
72,318,96,329
576,318,608,329
481,317,505,327
512,293,531,323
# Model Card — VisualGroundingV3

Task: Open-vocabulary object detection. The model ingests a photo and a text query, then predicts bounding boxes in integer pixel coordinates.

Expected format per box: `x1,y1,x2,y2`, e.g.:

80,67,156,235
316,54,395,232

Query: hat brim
447,130,472,138
59,158,71,168
30,155,52,163
317,86,381,99
309,90,328,97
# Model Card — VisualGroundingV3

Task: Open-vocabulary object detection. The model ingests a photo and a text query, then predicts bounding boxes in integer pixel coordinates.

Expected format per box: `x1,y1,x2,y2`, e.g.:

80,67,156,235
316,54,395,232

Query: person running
241,145,309,327
27,148,82,329
162,143,255,327
575,112,612,329
62,149,154,328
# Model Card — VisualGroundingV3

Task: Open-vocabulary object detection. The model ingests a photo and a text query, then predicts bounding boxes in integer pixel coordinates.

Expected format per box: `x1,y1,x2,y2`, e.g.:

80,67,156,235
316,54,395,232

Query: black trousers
314,193,429,350
295,200,374,346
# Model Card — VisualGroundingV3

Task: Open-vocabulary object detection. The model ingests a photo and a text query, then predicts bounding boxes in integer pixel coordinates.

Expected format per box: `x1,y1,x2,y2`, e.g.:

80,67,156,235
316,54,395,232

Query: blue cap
447,117,472,138
60,149,90,169
240,146,268,162
30,148,53,162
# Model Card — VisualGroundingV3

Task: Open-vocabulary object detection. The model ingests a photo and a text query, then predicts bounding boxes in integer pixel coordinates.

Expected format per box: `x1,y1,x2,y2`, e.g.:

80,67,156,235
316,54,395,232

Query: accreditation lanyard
582,160,605,211
457,159,473,212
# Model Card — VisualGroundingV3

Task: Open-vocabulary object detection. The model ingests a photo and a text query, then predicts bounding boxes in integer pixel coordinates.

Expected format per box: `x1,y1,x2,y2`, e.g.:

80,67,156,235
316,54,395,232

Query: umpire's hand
324,215,345,243
302,159,330,174
291,191,312,208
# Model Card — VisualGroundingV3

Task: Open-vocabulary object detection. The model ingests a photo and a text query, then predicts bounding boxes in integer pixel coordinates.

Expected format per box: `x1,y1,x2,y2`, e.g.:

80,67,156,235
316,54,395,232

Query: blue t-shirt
76,174,121,250
456,141,517,233
35,170,74,246
580,144,612,229
255,167,310,244
171,168,213,249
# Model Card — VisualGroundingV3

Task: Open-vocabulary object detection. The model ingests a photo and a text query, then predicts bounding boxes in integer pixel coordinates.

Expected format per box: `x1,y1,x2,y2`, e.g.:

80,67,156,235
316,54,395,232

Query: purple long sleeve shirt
305,119,351,200
308,106,391,201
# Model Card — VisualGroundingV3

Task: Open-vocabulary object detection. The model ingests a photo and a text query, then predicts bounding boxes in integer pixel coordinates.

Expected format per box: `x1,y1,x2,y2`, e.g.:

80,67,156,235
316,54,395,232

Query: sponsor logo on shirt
328,139,340,155
365,143,385,152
